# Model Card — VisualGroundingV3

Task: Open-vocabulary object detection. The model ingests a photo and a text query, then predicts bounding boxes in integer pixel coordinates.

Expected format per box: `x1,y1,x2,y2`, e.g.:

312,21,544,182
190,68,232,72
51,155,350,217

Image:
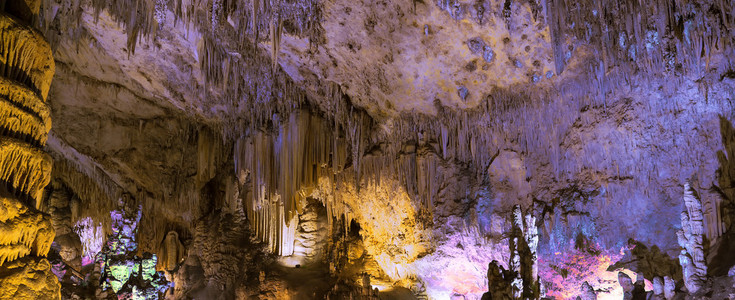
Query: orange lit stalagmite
0,1,59,299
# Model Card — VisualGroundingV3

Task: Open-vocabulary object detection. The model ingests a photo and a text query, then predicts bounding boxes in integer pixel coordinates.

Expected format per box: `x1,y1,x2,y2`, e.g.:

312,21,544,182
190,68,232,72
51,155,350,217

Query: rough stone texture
618,272,634,300
578,281,596,300
663,276,676,300
20,0,735,299
652,277,664,299
677,183,708,293
484,260,512,300
0,6,60,299
157,231,185,273
0,257,60,299
293,199,328,260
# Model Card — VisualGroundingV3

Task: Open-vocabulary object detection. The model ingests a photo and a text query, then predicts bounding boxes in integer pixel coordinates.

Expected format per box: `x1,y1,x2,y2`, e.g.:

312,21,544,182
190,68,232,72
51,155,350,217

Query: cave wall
24,0,735,299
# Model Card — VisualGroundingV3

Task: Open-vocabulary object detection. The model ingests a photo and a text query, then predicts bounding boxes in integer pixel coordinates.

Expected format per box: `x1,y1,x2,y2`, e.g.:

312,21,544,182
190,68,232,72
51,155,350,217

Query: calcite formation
482,205,540,299
509,204,540,299
12,0,735,298
0,256,60,299
0,1,59,299
157,231,185,273
97,206,169,299
677,183,708,293
578,281,596,300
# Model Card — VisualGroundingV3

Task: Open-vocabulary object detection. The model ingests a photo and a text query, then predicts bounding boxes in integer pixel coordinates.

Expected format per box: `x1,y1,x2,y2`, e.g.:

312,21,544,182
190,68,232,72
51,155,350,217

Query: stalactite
0,138,52,205
271,15,282,70
89,0,159,55
543,0,734,84
196,127,220,188
154,0,167,25
236,109,333,255
51,158,119,233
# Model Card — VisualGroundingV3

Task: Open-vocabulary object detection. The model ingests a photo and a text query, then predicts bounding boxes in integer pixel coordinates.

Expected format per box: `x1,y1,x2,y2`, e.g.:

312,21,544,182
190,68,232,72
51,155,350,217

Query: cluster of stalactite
439,0,734,79
38,0,734,154
547,0,734,77
233,110,334,255
31,1,735,295
40,0,324,141
0,1,60,298
228,106,450,256
36,1,735,240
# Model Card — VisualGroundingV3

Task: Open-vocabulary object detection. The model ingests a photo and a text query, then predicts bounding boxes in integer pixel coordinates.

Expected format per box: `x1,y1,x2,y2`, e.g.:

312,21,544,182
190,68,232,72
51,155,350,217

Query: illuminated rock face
157,231,185,273
0,2,59,299
25,0,735,299
97,206,169,299
677,183,708,293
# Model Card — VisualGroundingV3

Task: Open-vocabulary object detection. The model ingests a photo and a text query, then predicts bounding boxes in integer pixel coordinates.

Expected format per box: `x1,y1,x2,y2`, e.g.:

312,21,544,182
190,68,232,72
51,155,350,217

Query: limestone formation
0,2,59,298
676,183,708,293
0,256,60,299
618,272,634,300
13,0,735,298
663,276,676,300
157,231,185,273
578,281,596,300
509,204,540,299
98,206,169,298
325,273,379,300
48,185,82,272
652,277,664,299
483,205,542,299
484,260,512,300
632,274,648,300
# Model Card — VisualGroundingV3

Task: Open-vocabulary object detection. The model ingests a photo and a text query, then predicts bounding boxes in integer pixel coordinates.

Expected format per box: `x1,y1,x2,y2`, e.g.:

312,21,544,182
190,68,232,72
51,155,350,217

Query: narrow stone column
676,183,707,294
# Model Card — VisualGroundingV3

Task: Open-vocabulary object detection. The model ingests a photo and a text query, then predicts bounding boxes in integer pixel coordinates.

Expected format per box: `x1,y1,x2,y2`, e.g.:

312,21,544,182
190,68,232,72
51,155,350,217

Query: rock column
676,183,707,293
0,1,59,299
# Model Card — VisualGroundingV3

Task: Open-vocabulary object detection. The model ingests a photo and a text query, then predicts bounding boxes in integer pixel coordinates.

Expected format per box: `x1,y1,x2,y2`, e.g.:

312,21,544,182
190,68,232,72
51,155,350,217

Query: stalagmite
618,272,634,300
157,231,185,272
508,204,540,299
0,1,60,298
48,184,82,271
484,260,512,299
524,204,539,297
510,206,524,298
579,281,597,300
24,0,735,297
676,183,707,293
98,205,169,298
663,276,675,300
652,277,664,299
